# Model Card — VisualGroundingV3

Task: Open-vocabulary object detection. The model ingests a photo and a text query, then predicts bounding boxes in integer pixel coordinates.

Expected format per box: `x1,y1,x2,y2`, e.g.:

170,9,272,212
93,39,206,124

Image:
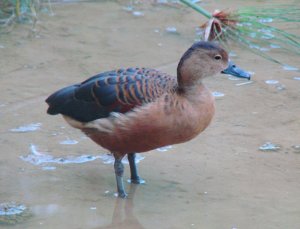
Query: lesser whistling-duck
46,41,250,198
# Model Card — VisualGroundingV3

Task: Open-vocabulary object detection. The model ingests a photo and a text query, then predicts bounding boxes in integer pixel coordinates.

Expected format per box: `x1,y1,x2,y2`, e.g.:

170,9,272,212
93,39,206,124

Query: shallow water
0,1,300,228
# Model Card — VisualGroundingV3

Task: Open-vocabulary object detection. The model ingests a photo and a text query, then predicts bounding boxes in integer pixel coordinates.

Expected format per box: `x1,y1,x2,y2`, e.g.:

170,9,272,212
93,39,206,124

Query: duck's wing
46,68,177,122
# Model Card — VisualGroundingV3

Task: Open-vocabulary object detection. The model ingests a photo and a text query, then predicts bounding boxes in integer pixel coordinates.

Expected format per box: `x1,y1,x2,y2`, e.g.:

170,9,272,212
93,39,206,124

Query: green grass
227,5,300,65
180,0,300,67
0,0,53,30
0,0,36,21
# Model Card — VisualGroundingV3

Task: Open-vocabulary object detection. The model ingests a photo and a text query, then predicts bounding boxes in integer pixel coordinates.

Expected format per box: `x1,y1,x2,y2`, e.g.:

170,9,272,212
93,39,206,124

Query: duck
46,41,249,198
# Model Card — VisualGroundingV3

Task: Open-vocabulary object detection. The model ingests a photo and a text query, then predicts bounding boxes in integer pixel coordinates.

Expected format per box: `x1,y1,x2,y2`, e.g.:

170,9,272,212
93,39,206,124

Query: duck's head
177,41,250,88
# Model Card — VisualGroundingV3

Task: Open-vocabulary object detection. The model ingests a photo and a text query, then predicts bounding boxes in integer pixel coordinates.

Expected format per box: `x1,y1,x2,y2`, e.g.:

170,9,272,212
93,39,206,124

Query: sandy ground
0,1,300,228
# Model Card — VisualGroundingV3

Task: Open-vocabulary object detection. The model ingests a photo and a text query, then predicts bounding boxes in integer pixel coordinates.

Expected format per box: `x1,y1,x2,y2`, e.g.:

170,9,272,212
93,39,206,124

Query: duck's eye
214,55,222,60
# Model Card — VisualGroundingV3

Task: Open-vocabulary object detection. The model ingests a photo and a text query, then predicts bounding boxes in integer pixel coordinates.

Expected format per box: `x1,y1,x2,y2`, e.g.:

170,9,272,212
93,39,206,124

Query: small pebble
276,84,285,91
283,65,299,71
132,11,144,17
59,139,78,145
10,123,42,133
265,80,279,85
165,26,177,33
292,145,300,153
212,91,225,97
259,142,280,152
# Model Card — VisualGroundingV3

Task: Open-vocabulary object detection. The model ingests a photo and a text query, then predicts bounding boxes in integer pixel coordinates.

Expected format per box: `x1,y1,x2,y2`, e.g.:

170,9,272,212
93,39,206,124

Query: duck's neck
177,55,207,92
177,72,204,92
176,59,212,103
177,68,206,94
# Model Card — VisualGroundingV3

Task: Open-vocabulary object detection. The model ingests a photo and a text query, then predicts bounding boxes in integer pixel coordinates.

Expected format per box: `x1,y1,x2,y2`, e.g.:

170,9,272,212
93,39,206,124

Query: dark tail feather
46,84,78,115
46,84,109,122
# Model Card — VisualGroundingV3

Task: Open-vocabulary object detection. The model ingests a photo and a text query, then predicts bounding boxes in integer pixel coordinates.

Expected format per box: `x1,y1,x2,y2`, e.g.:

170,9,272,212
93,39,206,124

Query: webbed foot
128,178,146,184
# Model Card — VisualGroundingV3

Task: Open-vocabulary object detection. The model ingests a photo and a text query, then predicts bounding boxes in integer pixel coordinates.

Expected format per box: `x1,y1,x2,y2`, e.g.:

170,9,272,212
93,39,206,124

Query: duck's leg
128,153,145,184
113,153,127,198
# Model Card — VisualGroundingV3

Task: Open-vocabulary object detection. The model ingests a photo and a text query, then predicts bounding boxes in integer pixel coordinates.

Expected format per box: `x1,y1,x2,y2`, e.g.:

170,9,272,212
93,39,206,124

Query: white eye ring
214,55,222,60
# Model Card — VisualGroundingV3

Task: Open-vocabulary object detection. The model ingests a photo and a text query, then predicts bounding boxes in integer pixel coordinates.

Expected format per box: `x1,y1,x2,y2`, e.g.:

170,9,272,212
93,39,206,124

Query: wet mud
0,1,300,228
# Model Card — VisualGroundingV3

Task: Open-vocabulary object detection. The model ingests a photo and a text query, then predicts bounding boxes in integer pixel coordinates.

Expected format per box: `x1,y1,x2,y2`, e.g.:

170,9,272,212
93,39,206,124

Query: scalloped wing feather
46,68,177,122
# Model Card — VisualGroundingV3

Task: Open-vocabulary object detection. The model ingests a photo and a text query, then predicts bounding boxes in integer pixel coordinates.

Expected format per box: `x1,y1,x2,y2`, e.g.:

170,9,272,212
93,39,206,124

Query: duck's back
46,67,177,122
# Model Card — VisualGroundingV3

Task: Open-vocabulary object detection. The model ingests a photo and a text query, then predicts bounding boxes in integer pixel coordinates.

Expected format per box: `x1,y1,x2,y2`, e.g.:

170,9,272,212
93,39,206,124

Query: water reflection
99,184,144,229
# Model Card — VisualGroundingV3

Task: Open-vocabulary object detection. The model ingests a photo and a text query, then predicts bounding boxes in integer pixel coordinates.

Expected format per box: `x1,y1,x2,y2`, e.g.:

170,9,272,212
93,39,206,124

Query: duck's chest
171,91,215,141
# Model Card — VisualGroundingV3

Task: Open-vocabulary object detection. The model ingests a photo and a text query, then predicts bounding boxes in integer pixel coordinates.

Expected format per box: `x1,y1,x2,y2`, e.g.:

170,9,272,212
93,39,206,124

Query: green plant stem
179,0,212,19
